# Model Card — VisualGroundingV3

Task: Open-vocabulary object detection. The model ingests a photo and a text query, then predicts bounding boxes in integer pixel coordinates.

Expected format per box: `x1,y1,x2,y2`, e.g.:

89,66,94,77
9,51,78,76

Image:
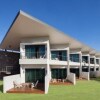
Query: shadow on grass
0,84,3,93
91,77,100,82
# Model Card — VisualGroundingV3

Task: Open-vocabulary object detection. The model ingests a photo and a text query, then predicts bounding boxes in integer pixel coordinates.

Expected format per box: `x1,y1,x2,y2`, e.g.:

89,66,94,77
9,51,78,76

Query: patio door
25,68,45,83
51,68,67,79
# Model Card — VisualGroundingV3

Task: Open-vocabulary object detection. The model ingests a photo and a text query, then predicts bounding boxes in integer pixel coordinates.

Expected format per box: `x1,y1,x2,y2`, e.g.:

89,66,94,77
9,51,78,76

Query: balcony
50,54,68,65
69,56,80,66
82,57,89,66
19,52,47,64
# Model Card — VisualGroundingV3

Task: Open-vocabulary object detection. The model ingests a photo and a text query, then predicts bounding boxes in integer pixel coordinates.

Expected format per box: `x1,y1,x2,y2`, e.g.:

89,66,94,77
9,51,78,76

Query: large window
82,56,88,63
25,69,45,83
51,68,67,79
25,45,46,59
70,54,80,62
51,50,67,61
96,59,99,64
90,58,94,64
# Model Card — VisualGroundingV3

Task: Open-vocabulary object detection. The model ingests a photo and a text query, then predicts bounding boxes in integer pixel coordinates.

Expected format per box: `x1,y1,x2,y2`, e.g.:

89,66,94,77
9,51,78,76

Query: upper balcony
96,59,100,66
69,54,80,66
49,51,68,65
19,51,47,64
82,56,89,66
19,45,48,64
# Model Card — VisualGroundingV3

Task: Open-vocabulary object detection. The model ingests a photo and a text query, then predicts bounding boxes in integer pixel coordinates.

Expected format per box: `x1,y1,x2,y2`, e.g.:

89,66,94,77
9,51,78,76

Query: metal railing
0,66,13,74
70,56,80,62
20,52,47,59
82,58,88,63
51,54,67,61
90,61,95,64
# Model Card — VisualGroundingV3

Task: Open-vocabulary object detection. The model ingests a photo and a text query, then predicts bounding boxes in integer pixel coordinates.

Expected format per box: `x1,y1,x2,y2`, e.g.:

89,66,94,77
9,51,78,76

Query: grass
0,78,100,100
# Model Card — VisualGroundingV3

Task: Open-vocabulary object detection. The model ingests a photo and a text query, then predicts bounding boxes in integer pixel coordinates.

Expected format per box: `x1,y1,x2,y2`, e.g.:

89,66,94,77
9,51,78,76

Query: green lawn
0,78,100,100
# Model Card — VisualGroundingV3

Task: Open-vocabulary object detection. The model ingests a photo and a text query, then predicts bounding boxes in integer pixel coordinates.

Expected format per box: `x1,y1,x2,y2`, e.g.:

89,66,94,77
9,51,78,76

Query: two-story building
1,11,100,93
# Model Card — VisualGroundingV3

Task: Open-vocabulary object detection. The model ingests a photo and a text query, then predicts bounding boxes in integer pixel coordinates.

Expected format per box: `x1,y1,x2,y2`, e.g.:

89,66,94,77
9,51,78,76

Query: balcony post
46,41,51,81
88,54,90,73
99,58,100,71
67,47,70,76
94,56,96,71
79,52,82,77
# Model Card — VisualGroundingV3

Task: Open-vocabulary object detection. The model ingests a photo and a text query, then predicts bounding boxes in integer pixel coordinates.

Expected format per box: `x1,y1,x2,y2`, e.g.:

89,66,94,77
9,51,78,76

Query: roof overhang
0,10,99,56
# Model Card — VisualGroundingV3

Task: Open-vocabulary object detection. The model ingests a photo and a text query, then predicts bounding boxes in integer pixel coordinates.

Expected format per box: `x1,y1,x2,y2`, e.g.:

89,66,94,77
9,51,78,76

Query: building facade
1,11,100,93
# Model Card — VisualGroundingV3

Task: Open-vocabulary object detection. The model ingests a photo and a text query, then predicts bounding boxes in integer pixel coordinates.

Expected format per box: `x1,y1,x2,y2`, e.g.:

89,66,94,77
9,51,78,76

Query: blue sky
0,0,100,51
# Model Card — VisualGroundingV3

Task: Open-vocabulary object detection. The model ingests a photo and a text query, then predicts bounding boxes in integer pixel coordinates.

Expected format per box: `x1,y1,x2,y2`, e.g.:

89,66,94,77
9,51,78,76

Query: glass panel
25,45,35,59
25,69,45,83
96,59,99,64
70,54,79,62
39,45,45,58
51,68,67,79
62,51,67,61
25,45,46,59
51,50,67,61
90,58,94,64
82,56,88,63
51,51,58,60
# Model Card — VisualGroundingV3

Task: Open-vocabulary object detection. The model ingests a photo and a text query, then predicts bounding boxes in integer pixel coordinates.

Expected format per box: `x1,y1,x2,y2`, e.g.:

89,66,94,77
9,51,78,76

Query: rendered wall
90,71,100,77
3,74,21,93
81,72,90,80
45,74,50,94
67,73,76,85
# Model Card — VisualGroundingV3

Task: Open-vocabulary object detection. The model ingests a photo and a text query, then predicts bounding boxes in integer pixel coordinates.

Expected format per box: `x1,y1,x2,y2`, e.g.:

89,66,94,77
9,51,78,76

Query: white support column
46,41,50,80
94,56,96,71
20,43,25,59
67,47,70,76
99,58,100,71
79,52,82,77
88,55,90,73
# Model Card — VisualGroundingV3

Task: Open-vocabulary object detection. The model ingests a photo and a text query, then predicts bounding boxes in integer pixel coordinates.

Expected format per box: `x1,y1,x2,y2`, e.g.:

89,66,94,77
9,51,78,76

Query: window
90,58,94,64
51,68,67,79
82,56,88,63
70,54,79,62
51,50,67,61
25,45,46,59
96,59,99,64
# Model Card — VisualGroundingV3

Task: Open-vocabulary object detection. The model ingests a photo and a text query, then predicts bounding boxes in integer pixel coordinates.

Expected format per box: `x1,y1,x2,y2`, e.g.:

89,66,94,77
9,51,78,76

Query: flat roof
0,10,100,56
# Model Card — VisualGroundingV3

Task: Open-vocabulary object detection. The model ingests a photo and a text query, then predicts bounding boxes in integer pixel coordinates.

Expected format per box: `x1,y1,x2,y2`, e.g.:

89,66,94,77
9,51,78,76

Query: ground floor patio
7,83,44,94
1,78,100,100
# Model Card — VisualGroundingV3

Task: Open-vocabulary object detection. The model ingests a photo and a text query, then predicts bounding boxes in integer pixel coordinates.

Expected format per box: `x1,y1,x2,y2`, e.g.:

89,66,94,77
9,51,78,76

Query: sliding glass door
25,69,45,83
51,68,67,79
25,45,46,59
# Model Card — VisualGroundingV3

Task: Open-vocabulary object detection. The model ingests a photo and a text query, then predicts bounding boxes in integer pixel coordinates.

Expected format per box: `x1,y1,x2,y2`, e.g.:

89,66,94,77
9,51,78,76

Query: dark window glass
82,56,88,63
25,45,45,59
90,58,94,64
70,54,79,62
96,59,99,64
51,68,67,79
51,50,67,61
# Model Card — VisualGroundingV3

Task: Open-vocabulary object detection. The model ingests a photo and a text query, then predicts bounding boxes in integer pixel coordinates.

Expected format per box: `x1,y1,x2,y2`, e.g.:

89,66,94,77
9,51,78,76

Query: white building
1,11,100,94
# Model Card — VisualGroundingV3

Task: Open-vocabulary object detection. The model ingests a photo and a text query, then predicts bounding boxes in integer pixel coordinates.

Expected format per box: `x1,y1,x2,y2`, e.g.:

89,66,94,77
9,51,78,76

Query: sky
0,0,100,51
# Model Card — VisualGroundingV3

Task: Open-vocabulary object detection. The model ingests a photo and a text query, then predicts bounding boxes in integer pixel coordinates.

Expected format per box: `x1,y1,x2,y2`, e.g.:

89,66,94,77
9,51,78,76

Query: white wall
49,60,67,65
90,71,100,77
81,72,90,80
3,74,21,93
67,73,76,85
90,71,95,78
95,71,100,77
19,59,47,65
45,74,50,94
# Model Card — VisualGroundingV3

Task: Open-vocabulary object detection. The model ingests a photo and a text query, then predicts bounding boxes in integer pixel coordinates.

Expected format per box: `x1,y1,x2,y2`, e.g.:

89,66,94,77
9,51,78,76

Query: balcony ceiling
0,10,99,56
